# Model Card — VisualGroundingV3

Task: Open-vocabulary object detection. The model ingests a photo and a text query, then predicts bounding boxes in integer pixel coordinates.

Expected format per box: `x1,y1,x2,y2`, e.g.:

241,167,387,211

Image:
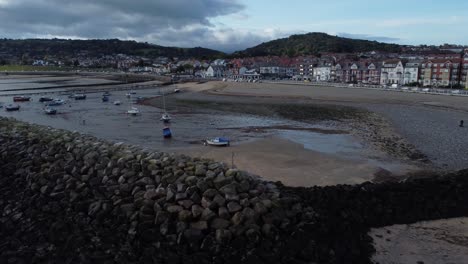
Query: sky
0,0,467,52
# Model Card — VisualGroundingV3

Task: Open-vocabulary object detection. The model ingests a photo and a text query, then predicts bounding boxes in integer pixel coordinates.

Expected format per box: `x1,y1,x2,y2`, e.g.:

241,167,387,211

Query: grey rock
195,164,207,176
218,207,230,219
210,218,230,230
227,202,242,213
201,197,213,209
185,186,198,196
178,199,194,209
238,180,251,193
225,193,240,202
201,208,216,221
190,192,202,204
144,189,158,200
242,207,257,221
213,174,233,189
166,189,175,202
167,205,183,214
254,202,268,215
184,228,203,243
206,170,216,178
162,173,177,184
231,211,244,226
215,229,232,244
196,180,209,192
219,183,238,195
240,198,250,207
225,169,238,177
191,221,208,231
177,183,187,193
203,189,218,198
175,192,187,201
212,194,226,208
154,211,169,225
178,210,192,222
191,205,204,218
207,163,220,171
185,176,198,186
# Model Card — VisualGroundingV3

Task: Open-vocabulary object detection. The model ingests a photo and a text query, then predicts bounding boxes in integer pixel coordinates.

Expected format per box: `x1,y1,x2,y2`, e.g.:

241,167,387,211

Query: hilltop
232,32,402,57
0,38,225,59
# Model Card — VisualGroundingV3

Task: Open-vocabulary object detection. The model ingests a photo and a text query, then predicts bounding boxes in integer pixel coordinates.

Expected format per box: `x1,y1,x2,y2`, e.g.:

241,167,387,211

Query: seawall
1,117,467,264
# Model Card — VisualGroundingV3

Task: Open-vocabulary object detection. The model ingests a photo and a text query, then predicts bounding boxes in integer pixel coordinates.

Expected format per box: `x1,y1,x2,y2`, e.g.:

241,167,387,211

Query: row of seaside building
205,52,468,88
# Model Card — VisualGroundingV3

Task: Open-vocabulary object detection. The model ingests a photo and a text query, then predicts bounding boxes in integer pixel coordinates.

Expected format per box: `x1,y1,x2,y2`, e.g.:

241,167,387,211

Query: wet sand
371,217,468,264
176,136,419,187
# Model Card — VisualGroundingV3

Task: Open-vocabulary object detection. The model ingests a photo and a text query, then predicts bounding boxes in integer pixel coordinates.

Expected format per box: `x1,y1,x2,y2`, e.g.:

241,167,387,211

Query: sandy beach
1,76,467,263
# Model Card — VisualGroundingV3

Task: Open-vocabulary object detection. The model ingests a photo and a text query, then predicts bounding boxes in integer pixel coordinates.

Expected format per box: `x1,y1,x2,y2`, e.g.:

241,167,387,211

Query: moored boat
74,94,87,100
161,113,171,123
44,107,57,115
163,127,172,138
102,96,109,102
113,100,122,105
13,96,31,102
5,104,20,111
46,99,65,107
127,107,140,116
39,96,54,102
204,137,230,147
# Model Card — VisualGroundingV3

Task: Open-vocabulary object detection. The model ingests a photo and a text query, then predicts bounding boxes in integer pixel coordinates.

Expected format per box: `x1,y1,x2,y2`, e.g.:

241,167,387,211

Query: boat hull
163,127,172,138
13,97,31,102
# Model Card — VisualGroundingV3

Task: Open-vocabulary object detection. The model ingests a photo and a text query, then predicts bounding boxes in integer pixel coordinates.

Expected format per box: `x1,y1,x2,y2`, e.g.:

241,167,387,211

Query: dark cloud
0,0,257,51
338,33,400,43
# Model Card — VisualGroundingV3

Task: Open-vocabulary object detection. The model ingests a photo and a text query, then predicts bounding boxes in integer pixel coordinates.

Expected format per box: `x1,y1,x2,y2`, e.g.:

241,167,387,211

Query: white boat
113,100,122,105
204,137,230,147
126,91,136,98
160,87,172,122
44,107,57,115
161,113,171,123
127,107,140,116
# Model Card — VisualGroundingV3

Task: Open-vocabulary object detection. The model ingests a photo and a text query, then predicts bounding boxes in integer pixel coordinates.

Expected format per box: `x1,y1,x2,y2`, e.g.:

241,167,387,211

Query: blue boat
163,127,172,138
102,96,109,102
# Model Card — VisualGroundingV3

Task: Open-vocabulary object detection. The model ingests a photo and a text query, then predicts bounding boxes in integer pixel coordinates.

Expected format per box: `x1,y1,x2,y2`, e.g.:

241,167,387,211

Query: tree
73,60,80,67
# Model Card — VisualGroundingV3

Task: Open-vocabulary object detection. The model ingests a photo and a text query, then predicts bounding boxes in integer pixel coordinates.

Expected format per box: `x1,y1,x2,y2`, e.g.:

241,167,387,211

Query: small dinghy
44,107,57,115
5,104,20,111
74,94,87,100
102,91,111,96
204,137,230,147
127,107,140,116
39,96,54,102
113,100,122,105
161,113,171,123
47,99,65,107
163,127,172,138
13,96,31,102
102,96,109,102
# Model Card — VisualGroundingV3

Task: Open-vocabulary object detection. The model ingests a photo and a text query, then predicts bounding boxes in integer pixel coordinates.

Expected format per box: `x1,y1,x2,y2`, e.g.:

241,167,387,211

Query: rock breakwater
1,117,467,264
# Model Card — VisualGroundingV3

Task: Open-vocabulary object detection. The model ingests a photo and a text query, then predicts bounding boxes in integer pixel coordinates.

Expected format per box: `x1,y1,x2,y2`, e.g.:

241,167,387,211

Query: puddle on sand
277,129,362,156
277,129,415,175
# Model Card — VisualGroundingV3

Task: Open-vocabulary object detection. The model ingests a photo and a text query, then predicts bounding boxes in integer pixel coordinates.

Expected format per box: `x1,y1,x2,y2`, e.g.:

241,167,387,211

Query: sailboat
160,87,171,123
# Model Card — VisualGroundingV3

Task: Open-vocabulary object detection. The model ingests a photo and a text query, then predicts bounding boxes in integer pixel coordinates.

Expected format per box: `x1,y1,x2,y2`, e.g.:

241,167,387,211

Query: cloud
337,33,400,43
0,0,255,52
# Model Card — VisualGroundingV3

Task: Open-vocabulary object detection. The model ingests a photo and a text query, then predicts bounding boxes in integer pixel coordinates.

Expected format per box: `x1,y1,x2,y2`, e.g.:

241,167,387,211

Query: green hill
0,39,225,59
233,32,402,57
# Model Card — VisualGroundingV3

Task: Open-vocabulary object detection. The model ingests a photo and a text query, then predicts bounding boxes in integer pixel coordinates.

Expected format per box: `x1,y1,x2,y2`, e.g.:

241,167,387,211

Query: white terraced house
380,60,405,85
403,61,421,85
